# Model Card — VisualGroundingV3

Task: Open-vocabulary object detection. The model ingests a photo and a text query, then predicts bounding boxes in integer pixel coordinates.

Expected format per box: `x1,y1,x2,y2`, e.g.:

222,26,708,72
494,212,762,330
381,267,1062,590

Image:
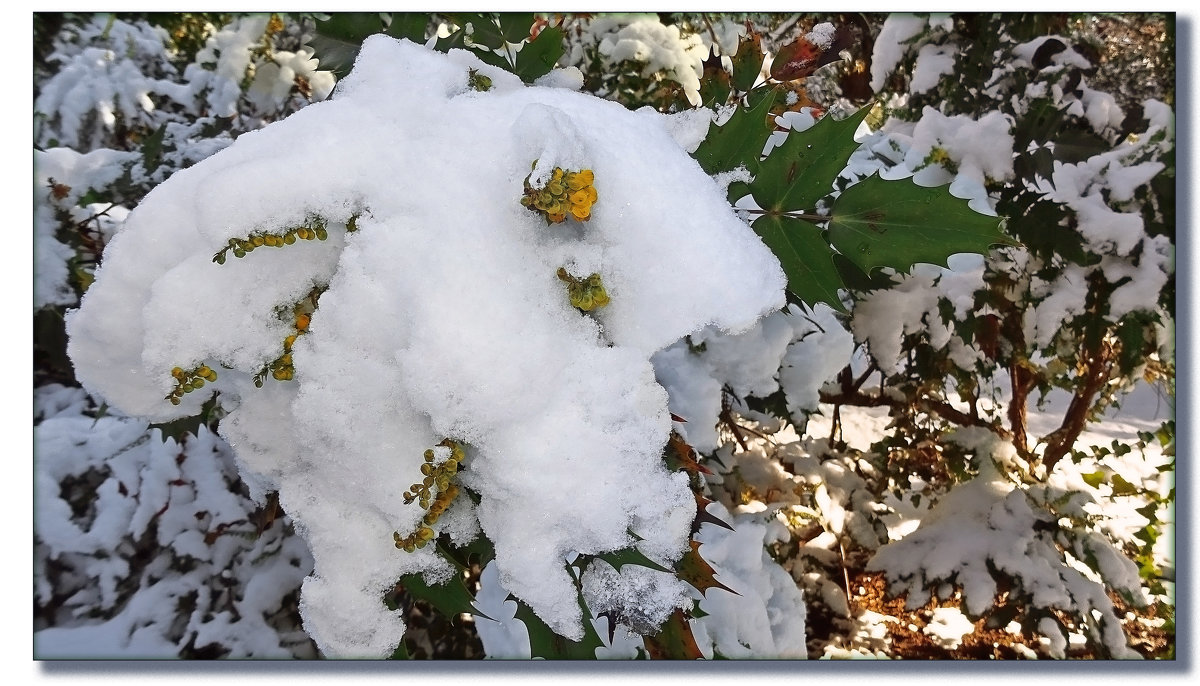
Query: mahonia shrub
660,12,1173,657
67,36,793,656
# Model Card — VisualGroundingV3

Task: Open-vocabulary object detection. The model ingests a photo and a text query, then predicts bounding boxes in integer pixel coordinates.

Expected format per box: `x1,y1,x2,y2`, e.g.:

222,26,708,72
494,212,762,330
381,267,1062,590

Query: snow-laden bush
34,384,315,658
66,35,790,656
668,12,1173,658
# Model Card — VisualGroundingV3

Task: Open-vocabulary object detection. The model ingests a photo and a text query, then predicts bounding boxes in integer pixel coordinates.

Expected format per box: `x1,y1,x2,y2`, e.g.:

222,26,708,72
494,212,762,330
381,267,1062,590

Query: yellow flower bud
568,169,594,190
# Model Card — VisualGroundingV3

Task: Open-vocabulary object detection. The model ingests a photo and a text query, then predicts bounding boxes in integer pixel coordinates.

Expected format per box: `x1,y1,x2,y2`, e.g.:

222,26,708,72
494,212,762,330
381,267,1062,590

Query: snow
806,22,836,50
590,17,709,107
922,607,975,649
910,43,957,94
474,500,807,659
65,36,785,656
869,14,929,93
33,384,315,658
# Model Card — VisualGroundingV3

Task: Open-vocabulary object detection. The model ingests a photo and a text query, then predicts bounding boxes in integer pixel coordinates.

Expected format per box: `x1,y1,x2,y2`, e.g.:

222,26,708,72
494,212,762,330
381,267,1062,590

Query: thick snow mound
67,36,784,655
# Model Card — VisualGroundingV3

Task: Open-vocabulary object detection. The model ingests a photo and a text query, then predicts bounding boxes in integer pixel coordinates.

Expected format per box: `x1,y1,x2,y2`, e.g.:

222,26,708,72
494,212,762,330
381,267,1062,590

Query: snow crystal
66,37,785,655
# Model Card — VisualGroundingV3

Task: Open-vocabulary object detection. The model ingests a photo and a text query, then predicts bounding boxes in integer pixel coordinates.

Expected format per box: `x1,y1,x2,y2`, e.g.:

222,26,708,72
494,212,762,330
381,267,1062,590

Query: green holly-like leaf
498,12,536,44
149,391,221,444
753,214,846,312
468,47,511,71
676,541,736,597
384,13,428,42
691,87,782,176
436,532,496,572
697,50,733,108
510,593,603,659
594,546,673,575
828,173,1016,275
453,13,504,49
513,26,563,83
641,608,704,659
730,32,765,93
998,188,1087,264
396,569,493,624
749,104,872,213
310,13,388,77
433,26,468,52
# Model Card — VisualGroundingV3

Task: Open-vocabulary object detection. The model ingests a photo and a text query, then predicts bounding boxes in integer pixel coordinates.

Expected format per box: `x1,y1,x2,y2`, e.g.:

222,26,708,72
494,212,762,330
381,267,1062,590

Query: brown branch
819,387,1012,440
718,392,752,453
1008,360,1034,458
1041,339,1115,473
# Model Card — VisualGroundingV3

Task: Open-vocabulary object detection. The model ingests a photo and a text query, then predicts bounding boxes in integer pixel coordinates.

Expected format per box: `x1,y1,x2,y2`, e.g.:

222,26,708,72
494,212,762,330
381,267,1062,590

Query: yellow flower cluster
521,167,598,223
212,218,329,265
557,267,611,312
166,365,217,405
395,439,466,553
255,308,312,387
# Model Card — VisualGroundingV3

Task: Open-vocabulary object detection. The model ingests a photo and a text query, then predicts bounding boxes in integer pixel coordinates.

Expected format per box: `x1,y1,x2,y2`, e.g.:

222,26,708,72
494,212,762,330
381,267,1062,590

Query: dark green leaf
997,189,1086,263
1014,98,1067,151
141,123,166,170
453,13,504,50
384,13,429,42
595,546,672,574
511,594,602,659
434,26,468,52
828,174,1016,274
398,569,492,623
833,252,897,292
691,87,781,176
314,12,386,44
1051,128,1111,163
437,533,496,572
698,50,732,109
753,215,846,312
149,391,221,444
470,47,511,71
513,26,563,83
750,104,871,213
730,33,764,93
498,12,536,44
